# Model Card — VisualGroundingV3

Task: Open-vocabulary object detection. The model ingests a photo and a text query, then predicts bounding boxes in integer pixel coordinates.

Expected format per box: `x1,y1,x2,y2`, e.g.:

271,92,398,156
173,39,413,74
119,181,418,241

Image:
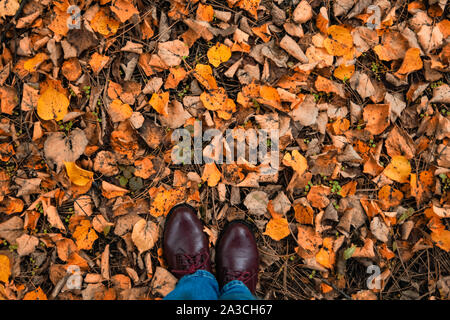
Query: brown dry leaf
56,238,77,262
16,234,39,257
158,40,189,67
296,225,322,255
131,219,159,254
282,150,308,176
293,0,313,24
382,156,411,184
373,31,409,61
44,129,88,173
207,43,232,67
307,185,331,209
72,219,98,250
363,104,390,135
0,86,18,115
102,181,129,199
44,205,66,232
263,217,290,241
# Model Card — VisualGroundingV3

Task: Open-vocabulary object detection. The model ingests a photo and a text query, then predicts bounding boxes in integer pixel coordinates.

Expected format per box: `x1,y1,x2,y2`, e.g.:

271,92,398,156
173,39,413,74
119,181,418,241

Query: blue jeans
164,270,256,300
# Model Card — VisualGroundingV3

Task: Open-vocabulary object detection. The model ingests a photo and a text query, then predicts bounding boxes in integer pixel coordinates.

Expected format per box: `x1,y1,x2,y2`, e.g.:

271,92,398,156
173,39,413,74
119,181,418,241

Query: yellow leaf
0,255,11,284
383,156,411,183
283,150,308,176
316,248,333,269
64,161,94,186
264,216,290,241
37,86,69,121
207,43,232,68
72,219,98,250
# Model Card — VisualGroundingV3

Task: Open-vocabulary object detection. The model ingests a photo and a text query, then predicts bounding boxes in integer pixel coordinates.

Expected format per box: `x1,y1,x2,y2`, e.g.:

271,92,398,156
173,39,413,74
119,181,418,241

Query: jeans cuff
181,269,217,282
221,279,247,292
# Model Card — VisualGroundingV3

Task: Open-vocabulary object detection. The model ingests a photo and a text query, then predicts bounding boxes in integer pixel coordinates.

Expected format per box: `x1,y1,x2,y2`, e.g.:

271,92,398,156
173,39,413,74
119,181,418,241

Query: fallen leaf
72,219,98,250
264,217,290,241
207,43,232,67
131,219,158,254
382,156,411,183
64,161,94,187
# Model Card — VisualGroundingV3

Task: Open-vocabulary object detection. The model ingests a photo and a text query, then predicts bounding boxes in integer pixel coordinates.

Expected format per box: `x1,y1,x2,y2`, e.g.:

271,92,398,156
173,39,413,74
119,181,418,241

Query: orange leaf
207,43,232,67
89,53,110,74
72,219,98,250
236,0,260,19
101,181,129,199
23,287,47,300
378,185,403,210
323,25,354,57
164,67,187,89
252,23,271,43
293,201,314,225
339,181,357,198
363,104,390,135
193,64,218,90
283,150,308,176
431,229,450,252
61,58,82,82
201,163,222,187
264,216,290,241
149,186,186,217
149,91,169,116
196,3,214,22
0,255,11,284
307,185,331,209
110,0,139,23
37,85,69,121
134,156,156,179
91,8,120,37
396,48,423,75
334,63,355,81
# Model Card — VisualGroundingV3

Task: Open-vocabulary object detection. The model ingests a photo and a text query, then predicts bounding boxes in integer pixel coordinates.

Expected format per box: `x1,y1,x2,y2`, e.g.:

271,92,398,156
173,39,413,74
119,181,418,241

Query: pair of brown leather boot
163,203,259,294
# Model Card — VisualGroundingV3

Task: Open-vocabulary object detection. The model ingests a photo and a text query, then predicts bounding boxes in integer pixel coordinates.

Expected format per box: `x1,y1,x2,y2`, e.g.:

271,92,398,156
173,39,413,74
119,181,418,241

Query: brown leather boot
163,203,212,278
216,220,259,294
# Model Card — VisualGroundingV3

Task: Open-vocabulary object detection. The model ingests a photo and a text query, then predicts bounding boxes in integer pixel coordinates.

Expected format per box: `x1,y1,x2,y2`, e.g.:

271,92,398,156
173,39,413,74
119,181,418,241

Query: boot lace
171,249,210,277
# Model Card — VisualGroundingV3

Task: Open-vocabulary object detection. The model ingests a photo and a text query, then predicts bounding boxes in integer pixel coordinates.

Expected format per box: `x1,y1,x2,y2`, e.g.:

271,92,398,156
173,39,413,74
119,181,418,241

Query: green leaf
344,245,356,260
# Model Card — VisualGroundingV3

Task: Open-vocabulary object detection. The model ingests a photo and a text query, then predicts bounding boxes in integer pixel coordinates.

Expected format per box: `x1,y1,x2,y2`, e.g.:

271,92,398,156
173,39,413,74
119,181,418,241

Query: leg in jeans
219,280,256,300
164,270,220,300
